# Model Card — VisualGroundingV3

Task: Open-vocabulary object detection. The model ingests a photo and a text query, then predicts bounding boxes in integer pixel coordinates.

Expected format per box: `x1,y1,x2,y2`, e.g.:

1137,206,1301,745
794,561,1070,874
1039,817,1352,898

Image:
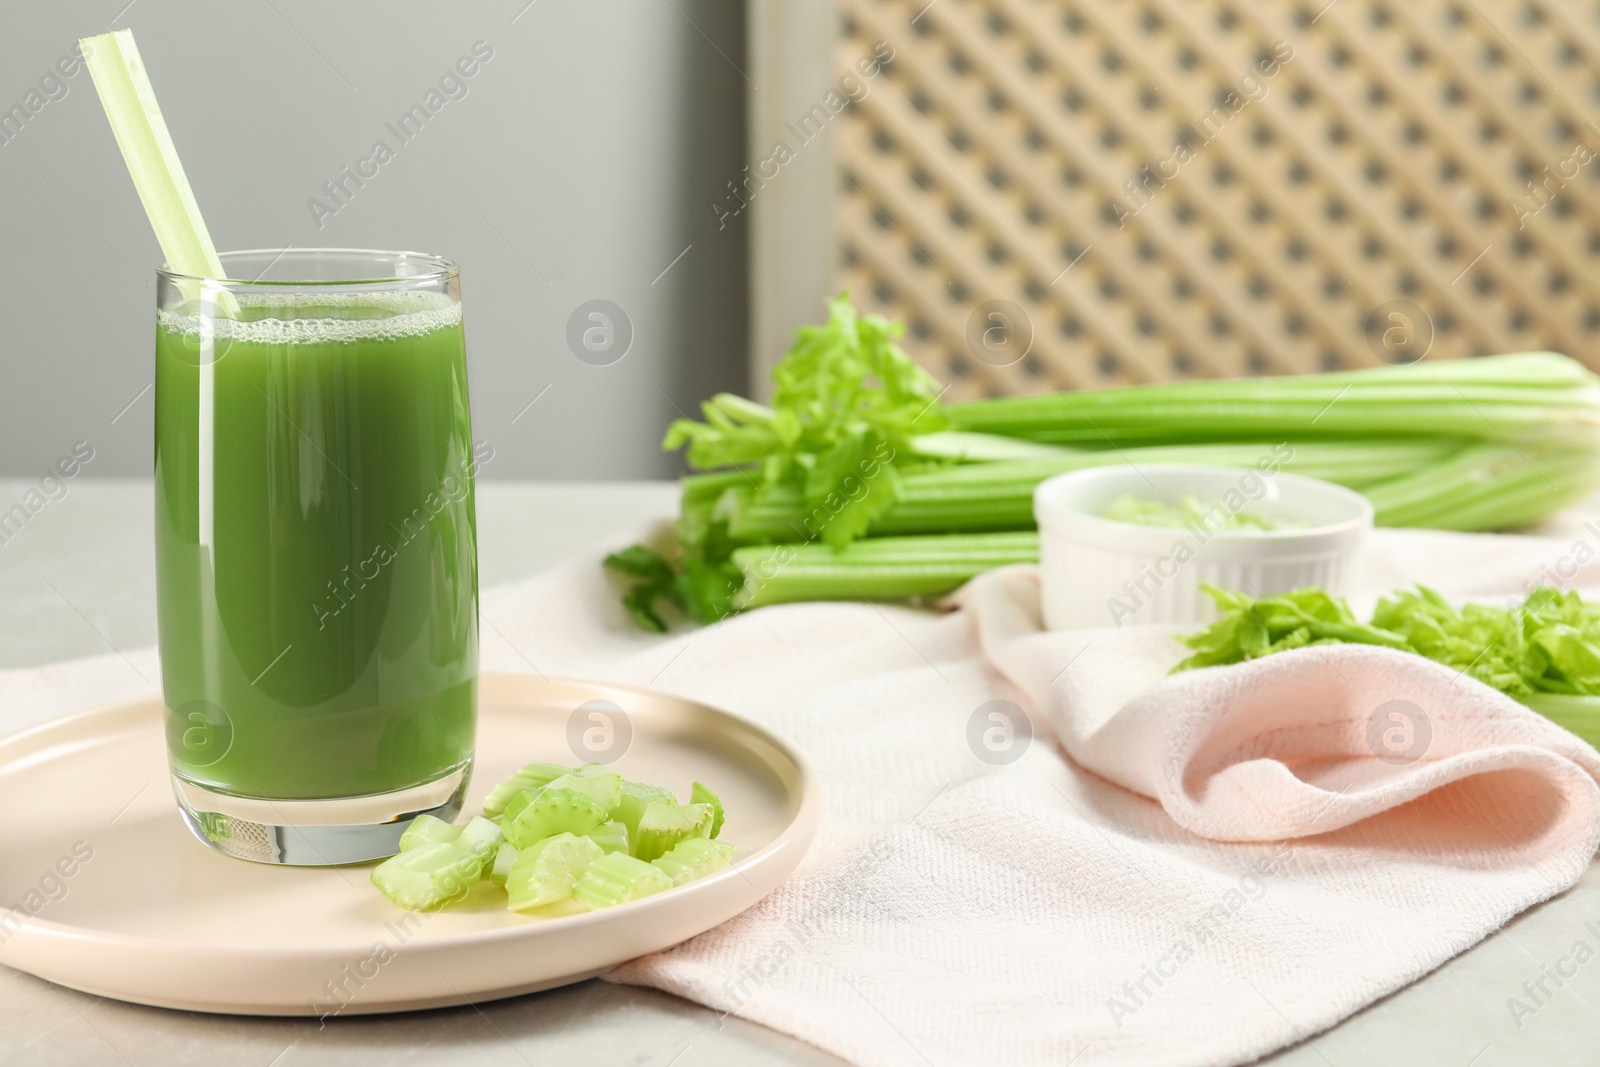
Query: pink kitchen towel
502,529,1600,1067
6,525,1600,1066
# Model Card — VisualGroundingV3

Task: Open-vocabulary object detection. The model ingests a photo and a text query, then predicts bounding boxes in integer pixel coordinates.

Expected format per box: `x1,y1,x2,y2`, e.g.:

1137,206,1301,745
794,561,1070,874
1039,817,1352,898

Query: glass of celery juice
155,249,479,865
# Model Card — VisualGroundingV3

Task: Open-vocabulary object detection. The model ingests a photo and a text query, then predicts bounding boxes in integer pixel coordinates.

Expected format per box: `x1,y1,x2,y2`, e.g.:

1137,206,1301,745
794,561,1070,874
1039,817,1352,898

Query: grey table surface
1,479,1597,1067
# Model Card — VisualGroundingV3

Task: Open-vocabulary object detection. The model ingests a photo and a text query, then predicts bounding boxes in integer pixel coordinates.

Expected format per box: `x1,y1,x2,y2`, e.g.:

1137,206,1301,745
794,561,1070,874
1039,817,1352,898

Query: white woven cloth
6,523,1600,1067
502,526,1600,1067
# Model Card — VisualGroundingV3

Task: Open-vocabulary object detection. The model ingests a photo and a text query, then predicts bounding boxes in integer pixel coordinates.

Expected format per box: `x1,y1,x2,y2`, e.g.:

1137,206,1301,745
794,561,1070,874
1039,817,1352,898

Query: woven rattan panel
833,0,1600,398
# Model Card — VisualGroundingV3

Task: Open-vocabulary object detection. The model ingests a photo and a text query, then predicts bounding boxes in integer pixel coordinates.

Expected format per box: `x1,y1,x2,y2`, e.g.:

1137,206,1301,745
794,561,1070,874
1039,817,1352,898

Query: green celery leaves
1175,583,1600,747
665,292,945,548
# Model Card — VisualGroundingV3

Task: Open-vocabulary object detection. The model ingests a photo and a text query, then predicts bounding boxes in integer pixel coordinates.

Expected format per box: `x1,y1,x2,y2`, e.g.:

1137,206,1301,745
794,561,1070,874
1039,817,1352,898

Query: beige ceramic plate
0,673,819,1015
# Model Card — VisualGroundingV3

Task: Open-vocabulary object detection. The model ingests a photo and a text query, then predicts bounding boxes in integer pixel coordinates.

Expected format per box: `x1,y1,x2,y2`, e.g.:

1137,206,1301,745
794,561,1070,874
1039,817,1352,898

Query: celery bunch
606,296,1600,631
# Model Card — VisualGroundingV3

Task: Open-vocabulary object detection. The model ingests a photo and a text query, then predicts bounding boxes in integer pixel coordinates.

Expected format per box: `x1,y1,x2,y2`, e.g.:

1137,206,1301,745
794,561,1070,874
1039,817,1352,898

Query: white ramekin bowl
1033,464,1373,631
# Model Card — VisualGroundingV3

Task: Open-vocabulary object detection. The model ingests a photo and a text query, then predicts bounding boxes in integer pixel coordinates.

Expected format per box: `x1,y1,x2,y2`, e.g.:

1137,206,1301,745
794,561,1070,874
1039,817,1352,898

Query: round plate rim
0,672,820,987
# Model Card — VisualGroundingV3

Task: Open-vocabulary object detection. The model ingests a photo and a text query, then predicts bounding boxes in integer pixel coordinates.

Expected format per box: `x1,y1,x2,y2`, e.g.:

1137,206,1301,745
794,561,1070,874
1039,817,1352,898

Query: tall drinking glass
155,249,480,865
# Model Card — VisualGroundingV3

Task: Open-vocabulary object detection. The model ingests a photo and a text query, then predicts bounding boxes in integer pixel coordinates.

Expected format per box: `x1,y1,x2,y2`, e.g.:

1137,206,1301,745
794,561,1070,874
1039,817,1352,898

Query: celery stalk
733,533,1039,608
907,432,1088,462
714,439,1469,545
943,354,1600,448
709,440,1595,611
81,30,232,305
1363,444,1600,530
1522,694,1600,749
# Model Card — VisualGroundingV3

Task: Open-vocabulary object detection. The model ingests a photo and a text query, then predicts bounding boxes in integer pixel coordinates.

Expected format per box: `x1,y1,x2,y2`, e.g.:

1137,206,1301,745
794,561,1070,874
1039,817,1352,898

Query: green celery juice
155,291,479,800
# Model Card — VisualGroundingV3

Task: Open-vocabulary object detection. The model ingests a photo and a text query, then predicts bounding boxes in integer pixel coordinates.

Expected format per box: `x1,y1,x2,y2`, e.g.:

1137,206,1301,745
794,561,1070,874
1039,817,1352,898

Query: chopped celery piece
652,838,735,886
371,844,471,911
586,820,630,854
399,814,461,851
456,816,503,856
690,782,724,838
482,761,572,818
501,789,535,823
505,833,605,911
613,780,677,838
369,831,489,915
489,842,520,887
572,852,672,909
368,759,732,914
503,787,609,849
632,801,713,862
545,771,623,811
501,790,535,824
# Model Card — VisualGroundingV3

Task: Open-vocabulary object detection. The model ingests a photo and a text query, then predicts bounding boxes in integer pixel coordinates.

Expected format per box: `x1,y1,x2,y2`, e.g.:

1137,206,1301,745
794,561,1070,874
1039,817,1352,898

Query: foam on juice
156,290,461,345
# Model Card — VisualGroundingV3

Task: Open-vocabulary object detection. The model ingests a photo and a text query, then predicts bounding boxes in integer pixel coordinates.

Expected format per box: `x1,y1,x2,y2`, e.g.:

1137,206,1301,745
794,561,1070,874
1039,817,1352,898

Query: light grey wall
0,0,748,479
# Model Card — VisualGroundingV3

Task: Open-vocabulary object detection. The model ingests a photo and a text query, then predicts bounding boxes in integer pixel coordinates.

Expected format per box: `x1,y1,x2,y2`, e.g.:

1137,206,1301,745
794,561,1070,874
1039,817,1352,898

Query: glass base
171,760,472,866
